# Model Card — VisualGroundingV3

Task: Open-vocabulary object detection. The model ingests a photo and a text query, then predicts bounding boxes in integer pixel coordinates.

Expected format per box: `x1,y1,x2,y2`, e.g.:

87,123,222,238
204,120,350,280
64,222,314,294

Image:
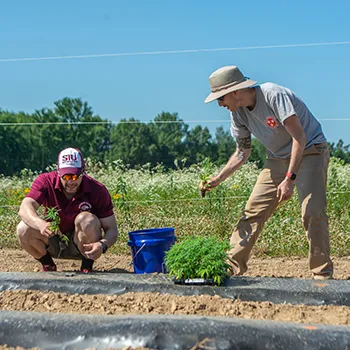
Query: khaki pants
47,234,83,260
228,143,333,278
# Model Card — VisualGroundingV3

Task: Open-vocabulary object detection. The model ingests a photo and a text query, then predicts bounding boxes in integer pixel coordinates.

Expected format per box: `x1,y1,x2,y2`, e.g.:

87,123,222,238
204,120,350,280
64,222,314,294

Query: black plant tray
173,277,219,286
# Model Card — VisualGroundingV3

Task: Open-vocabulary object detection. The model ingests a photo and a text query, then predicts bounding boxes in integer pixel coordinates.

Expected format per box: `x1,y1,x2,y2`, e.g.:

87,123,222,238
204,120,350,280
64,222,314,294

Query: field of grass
0,158,349,257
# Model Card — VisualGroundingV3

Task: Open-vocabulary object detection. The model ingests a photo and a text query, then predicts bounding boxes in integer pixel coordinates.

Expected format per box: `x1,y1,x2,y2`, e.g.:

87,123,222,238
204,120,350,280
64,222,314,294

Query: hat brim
204,79,258,103
59,167,83,176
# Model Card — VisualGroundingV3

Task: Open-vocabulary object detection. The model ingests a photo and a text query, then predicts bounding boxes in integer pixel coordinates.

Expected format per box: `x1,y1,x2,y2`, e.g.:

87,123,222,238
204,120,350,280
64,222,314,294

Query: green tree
184,125,214,164
0,111,37,175
149,112,188,168
53,98,111,160
109,118,155,167
329,139,350,164
213,126,236,165
250,138,266,168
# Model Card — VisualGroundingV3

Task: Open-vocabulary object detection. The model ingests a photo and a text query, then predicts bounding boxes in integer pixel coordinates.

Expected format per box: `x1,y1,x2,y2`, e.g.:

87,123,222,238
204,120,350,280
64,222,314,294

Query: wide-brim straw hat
205,66,257,103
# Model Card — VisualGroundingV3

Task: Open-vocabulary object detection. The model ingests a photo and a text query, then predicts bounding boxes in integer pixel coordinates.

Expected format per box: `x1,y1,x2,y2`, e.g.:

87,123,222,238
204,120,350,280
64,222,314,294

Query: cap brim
59,167,82,176
204,79,257,103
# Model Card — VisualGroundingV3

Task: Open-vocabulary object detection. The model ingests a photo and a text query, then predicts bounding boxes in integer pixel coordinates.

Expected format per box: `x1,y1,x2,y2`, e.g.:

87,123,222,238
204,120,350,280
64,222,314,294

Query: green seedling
45,207,69,245
199,174,211,197
165,236,230,286
199,158,215,198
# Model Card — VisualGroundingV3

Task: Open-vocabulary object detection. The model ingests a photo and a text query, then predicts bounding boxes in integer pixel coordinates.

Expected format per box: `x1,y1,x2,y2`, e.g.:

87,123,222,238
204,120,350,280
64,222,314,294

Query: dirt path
0,249,350,328
1,249,350,280
1,289,350,326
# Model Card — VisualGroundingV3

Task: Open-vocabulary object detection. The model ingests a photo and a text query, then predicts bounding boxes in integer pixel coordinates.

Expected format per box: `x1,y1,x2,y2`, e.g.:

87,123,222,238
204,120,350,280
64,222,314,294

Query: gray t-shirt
230,83,326,158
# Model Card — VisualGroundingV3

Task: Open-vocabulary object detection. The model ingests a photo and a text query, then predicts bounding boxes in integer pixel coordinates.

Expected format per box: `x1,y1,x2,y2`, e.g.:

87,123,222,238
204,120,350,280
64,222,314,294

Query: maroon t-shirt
26,171,114,234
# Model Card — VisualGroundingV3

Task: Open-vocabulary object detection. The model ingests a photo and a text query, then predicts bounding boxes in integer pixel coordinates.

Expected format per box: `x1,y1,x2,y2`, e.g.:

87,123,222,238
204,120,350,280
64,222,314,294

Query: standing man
201,65,333,280
17,147,118,273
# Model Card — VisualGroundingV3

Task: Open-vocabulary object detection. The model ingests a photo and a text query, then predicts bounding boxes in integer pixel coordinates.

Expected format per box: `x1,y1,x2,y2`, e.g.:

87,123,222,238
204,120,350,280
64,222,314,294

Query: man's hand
83,242,103,261
277,178,294,203
199,178,220,197
38,221,55,238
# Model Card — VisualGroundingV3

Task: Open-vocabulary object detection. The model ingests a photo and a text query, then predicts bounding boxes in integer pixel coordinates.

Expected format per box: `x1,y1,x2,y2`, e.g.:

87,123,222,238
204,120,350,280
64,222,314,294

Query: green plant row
0,158,349,257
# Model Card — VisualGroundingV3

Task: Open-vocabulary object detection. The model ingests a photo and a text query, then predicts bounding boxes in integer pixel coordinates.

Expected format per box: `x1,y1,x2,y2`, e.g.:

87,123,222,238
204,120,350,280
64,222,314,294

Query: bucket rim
128,227,174,235
128,237,176,246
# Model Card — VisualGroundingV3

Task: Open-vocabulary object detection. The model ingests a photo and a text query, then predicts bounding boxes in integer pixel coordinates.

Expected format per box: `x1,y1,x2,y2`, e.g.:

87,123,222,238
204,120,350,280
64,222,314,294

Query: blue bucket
128,227,176,274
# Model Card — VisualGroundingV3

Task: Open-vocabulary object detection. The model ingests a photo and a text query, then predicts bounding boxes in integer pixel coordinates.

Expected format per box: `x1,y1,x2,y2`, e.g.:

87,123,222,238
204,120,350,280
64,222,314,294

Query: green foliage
199,157,215,182
329,139,350,164
213,126,236,165
0,98,110,175
0,158,349,258
184,125,213,164
1,101,322,176
250,138,266,168
199,157,215,197
45,207,69,245
165,236,230,286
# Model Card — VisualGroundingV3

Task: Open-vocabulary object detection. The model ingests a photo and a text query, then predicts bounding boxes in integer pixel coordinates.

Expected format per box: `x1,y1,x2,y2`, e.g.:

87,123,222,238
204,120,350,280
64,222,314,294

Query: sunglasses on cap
61,174,83,181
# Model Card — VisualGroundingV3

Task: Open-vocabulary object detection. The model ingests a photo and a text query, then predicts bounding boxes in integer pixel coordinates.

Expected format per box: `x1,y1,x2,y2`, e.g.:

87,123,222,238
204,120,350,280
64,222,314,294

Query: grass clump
165,236,230,286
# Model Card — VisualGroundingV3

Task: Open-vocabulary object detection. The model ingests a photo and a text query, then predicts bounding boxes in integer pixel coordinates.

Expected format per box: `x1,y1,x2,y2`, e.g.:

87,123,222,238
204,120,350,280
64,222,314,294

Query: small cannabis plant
45,207,69,245
199,157,215,197
165,236,230,286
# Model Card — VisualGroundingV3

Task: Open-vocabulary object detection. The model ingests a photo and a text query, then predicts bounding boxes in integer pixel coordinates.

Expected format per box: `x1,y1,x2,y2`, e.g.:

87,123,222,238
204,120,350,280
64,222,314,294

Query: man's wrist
99,240,108,254
285,172,297,181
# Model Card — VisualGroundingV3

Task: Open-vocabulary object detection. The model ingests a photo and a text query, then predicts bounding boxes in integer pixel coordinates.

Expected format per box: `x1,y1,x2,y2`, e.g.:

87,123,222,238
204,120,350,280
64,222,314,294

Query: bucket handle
130,243,146,266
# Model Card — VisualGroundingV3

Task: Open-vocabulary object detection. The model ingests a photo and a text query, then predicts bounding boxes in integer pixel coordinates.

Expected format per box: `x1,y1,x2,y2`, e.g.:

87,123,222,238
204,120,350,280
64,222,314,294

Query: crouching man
17,147,118,273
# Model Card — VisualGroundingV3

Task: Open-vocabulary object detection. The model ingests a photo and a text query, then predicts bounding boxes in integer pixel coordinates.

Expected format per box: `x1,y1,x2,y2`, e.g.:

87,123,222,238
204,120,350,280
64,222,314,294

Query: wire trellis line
0,191,349,209
1,41,350,63
0,118,349,127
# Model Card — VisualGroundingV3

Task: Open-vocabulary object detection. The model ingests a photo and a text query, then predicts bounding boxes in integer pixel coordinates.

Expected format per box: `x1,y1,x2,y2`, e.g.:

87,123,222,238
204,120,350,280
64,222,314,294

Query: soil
0,249,350,350
1,249,350,280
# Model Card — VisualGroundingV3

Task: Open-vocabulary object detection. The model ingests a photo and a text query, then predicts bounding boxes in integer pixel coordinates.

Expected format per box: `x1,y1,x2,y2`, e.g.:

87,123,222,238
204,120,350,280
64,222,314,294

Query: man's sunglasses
217,95,225,102
61,174,83,181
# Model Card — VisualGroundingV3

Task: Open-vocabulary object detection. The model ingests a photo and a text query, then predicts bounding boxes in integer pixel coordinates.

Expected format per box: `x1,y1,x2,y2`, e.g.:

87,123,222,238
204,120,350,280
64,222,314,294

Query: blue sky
0,0,349,144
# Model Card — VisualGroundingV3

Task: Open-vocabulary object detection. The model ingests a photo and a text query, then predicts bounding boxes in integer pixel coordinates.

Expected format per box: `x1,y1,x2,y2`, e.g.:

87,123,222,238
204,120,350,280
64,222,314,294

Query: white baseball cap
57,147,85,176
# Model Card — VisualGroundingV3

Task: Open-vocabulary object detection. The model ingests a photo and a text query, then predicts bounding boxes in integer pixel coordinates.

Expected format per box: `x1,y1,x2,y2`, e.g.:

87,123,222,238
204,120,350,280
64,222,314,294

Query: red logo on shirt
265,116,277,128
79,202,92,212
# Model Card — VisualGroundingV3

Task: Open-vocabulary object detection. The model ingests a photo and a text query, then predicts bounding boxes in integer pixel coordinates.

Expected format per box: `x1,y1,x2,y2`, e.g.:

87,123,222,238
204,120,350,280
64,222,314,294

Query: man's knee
16,221,31,241
17,221,47,249
302,209,328,229
74,212,101,244
75,212,100,230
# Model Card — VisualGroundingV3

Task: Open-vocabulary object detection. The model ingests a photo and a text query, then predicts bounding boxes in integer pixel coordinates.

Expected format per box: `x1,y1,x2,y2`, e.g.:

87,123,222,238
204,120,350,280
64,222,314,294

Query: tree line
0,98,349,176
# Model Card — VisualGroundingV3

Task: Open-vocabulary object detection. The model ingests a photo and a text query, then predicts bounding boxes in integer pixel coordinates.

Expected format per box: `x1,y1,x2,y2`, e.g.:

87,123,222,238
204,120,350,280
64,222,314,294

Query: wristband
286,172,297,181
99,241,108,254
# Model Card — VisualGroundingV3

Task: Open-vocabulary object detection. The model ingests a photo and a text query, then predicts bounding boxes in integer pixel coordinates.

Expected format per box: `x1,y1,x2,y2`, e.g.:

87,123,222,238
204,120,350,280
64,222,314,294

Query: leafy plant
165,236,230,286
199,157,215,197
113,176,129,212
45,207,69,245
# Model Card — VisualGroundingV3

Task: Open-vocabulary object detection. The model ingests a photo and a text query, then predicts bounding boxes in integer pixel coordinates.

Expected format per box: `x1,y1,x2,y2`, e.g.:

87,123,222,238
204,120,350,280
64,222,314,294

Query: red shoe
42,264,57,272
80,268,93,274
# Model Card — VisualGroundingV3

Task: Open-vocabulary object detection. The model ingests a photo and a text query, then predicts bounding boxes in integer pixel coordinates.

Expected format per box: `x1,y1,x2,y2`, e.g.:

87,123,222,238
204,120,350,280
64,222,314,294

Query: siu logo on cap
62,154,78,163
265,115,278,128
79,202,92,212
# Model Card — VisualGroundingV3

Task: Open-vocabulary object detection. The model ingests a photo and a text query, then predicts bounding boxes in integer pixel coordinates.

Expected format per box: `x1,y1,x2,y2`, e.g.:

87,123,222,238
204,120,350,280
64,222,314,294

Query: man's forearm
102,228,119,247
212,147,251,185
288,135,306,175
211,136,252,185
283,115,307,176
18,199,45,230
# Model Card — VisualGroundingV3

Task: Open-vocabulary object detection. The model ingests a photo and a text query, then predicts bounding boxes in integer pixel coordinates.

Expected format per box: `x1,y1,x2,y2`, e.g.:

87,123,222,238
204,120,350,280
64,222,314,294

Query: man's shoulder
259,82,291,96
83,175,112,205
84,175,108,191
33,171,57,184
259,82,287,94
